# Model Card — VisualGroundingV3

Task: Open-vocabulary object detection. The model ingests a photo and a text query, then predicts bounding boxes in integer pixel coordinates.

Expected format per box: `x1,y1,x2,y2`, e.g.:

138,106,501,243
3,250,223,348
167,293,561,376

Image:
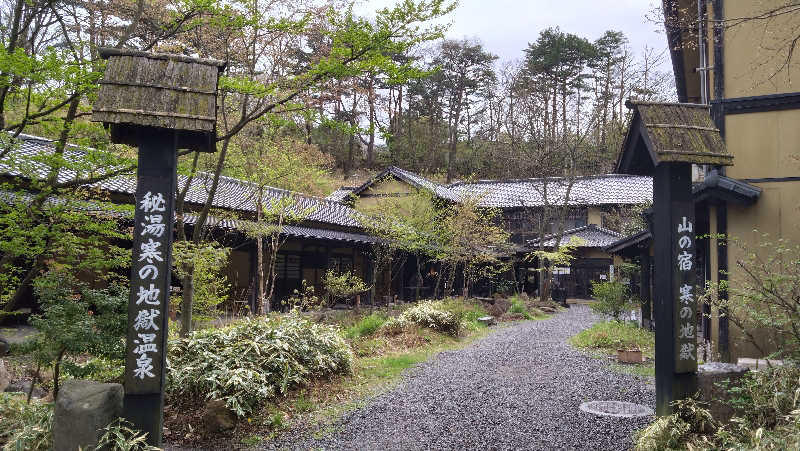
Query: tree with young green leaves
0,0,221,314
24,270,127,399
171,0,456,335
441,194,510,297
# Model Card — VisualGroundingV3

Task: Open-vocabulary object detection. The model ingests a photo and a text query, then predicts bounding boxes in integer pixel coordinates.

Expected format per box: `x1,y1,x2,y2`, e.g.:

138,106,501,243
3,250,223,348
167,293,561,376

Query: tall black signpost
616,101,732,415
92,48,225,446
653,162,697,415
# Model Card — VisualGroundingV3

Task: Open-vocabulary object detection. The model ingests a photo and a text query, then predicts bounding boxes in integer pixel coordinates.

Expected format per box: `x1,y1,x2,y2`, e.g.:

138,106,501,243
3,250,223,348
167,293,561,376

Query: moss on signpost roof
616,100,733,175
91,48,226,152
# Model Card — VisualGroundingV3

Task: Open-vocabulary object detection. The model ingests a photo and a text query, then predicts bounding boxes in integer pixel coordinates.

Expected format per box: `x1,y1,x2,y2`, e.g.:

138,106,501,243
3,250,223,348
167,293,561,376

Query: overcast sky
356,0,670,68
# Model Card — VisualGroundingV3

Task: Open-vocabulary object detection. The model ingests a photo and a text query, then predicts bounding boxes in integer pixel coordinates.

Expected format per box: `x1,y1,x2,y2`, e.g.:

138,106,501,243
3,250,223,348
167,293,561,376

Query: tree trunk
256,188,264,315
367,80,376,167
180,271,193,337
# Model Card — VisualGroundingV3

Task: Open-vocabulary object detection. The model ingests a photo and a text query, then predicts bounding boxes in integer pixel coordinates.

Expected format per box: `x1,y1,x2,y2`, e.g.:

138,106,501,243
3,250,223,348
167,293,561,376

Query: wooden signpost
652,163,697,413
92,48,225,445
616,101,732,415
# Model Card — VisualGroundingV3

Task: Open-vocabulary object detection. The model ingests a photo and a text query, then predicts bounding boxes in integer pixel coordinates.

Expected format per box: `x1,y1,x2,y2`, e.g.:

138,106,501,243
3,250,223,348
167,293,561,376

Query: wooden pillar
122,129,176,445
653,163,698,416
640,249,652,329
247,242,259,313
717,204,730,361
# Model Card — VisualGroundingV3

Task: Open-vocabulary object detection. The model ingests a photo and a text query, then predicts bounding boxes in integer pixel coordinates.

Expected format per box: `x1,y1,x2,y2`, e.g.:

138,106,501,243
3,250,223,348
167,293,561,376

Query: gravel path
268,305,655,451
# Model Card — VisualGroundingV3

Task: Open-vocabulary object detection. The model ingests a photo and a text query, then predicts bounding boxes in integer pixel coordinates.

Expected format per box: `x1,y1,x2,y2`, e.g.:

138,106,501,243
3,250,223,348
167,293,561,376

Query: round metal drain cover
579,401,654,418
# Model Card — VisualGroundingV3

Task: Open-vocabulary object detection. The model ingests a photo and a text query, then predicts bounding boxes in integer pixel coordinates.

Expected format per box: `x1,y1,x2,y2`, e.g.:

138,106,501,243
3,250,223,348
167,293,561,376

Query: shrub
0,394,53,451
570,320,654,356
380,316,409,336
438,298,490,329
94,419,159,451
322,270,369,304
345,314,387,339
635,367,800,450
726,366,800,429
634,415,691,451
509,298,533,319
635,398,716,451
62,356,125,384
590,281,637,321
24,271,126,398
701,235,800,361
167,313,352,417
283,280,325,311
397,301,464,336
172,242,230,325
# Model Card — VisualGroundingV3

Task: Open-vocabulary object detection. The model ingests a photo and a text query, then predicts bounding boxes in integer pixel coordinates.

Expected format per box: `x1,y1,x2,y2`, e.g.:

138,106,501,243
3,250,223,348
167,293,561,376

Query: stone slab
53,380,123,451
697,362,749,424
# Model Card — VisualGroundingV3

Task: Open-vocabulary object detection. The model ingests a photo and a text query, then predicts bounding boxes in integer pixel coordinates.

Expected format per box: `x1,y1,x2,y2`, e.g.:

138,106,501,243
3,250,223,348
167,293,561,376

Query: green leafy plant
0,394,53,451
172,241,231,326
589,281,637,321
24,271,126,399
635,367,800,450
283,280,325,311
344,314,387,339
570,320,654,357
383,301,464,337
701,234,800,361
323,270,369,306
94,419,159,451
635,398,716,451
167,313,352,417
62,356,124,384
438,298,491,329
509,298,533,319
380,316,410,336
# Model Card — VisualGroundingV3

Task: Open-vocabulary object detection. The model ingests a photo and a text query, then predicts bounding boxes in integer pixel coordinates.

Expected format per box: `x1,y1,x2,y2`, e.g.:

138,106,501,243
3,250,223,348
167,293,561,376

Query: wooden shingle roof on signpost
616,100,733,175
92,48,226,152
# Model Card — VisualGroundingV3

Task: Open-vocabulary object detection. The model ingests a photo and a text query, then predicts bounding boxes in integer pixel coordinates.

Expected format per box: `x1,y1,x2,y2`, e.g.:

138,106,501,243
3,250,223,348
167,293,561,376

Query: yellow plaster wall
724,1,800,97
354,179,414,210
583,248,613,260
587,207,602,226
725,110,800,180
726,182,800,359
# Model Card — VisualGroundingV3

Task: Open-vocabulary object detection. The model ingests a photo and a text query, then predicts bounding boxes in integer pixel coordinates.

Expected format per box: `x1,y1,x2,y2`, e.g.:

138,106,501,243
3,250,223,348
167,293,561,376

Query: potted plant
617,347,643,363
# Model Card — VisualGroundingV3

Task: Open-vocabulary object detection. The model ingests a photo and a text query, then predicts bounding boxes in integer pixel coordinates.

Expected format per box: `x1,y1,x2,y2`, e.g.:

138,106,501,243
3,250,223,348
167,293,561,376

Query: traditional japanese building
331,166,652,299
0,133,378,313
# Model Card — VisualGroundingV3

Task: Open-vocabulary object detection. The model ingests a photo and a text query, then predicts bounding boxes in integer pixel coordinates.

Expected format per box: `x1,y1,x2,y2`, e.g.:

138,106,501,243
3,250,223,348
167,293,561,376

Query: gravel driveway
268,305,655,451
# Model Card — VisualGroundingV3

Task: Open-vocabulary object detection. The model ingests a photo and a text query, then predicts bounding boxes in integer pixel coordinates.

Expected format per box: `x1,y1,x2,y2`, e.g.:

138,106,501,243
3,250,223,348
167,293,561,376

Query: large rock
697,362,749,424
52,380,123,451
0,359,10,392
4,380,45,398
202,399,237,432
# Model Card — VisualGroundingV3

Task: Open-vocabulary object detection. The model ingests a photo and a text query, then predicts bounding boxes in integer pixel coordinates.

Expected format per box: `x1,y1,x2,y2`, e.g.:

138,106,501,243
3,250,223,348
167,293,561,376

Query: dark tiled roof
529,224,624,249
604,229,652,255
0,189,377,245
326,186,357,202
351,166,461,202
1,134,364,229
449,174,653,208
182,214,378,244
692,171,761,205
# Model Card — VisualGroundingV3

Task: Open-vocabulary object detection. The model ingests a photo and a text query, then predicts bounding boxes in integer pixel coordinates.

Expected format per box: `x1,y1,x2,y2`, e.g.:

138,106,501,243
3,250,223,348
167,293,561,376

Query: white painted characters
677,216,693,233
138,239,163,264
131,191,167,381
676,216,696,363
139,191,166,213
